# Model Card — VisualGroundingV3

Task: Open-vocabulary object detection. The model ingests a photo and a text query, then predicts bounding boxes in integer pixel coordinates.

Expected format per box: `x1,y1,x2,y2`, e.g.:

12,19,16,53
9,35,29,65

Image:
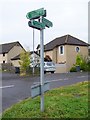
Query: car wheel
51,71,54,74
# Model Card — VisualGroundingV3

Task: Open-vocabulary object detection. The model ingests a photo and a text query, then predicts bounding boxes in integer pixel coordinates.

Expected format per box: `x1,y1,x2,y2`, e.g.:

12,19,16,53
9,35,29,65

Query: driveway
0,72,89,113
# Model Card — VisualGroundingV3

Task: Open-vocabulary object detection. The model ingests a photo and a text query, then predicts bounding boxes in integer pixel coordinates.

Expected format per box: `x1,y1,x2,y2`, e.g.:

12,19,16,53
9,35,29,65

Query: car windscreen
46,62,55,66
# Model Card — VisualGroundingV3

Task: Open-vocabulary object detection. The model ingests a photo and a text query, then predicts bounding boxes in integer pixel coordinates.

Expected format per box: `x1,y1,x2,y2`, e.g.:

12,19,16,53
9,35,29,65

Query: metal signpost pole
40,16,44,112
26,8,53,112
33,28,35,75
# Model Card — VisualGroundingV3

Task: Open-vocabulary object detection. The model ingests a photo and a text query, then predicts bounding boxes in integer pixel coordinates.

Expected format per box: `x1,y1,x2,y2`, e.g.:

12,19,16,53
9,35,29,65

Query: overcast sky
0,0,89,51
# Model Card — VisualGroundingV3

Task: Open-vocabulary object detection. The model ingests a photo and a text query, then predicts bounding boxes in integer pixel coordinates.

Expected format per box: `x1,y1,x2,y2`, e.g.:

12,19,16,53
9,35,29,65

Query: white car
44,61,56,73
35,61,56,74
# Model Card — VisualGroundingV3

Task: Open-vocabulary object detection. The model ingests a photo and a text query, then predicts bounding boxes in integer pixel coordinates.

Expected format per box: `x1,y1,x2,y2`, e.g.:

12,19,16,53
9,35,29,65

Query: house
11,51,40,68
44,34,89,73
0,41,25,68
36,44,40,55
89,46,90,56
29,51,40,67
11,54,21,67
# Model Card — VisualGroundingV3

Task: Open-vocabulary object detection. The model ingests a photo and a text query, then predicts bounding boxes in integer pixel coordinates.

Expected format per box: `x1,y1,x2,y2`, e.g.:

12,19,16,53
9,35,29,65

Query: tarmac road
0,72,89,113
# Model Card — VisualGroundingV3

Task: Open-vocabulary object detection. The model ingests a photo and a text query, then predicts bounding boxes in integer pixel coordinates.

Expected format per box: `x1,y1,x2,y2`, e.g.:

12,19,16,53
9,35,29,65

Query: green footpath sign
26,8,46,19
28,20,45,30
42,17,53,28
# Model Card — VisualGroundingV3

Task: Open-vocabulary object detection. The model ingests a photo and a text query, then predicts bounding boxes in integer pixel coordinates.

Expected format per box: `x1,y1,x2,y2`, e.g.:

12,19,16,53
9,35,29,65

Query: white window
59,46,64,55
3,53,5,56
3,61,5,63
75,46,80,52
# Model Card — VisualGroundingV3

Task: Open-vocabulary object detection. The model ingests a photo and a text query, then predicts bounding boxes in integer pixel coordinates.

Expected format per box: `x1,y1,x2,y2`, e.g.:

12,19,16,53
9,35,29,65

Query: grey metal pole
33,28,35,75
40,16,44,112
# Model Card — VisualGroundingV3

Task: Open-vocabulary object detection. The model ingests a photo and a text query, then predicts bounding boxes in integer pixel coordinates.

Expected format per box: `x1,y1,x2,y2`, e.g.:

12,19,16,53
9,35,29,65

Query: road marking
50,78,68,82
77,76,87,79
32,75,87,85
33,78,69,84
0,85,14,89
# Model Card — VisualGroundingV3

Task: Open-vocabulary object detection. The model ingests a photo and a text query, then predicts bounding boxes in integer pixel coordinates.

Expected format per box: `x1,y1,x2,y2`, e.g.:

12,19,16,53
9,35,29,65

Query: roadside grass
1,81,88,119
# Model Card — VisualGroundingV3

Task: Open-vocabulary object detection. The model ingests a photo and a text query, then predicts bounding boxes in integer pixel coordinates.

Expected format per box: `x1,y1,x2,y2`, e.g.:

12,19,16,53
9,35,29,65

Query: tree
19,51,30,75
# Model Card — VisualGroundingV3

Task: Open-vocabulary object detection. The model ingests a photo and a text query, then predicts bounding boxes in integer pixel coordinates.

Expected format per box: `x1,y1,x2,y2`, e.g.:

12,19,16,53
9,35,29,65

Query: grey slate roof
11,54,20,60
30,51,40,56
0,41,24,54
11,51,40,60
44,34,89,51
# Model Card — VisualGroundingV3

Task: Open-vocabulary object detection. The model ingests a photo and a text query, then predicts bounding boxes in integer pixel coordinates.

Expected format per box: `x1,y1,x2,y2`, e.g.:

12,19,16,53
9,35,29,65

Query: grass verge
1,81,89,119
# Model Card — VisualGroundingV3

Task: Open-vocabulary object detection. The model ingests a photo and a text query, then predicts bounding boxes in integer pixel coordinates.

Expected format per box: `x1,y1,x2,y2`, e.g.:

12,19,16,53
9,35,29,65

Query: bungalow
44,34,89,73
0,41,25,70
11,51,40,68
29,51,40,67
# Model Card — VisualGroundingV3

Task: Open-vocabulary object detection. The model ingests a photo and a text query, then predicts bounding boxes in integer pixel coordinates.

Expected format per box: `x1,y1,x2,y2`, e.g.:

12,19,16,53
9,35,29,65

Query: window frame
59,45,64,55
75,46,80,53
3,61,5,63
3,53,5,57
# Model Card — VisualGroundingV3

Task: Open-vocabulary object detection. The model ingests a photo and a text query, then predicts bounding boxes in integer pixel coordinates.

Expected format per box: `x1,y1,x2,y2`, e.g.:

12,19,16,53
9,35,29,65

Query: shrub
75,54,89,71
70,54,90,72
26,66,40,75
70,66,77,72
87,59,90,71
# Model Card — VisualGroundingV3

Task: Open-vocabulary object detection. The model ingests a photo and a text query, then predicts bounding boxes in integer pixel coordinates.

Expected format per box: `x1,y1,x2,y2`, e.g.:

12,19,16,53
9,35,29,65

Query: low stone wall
1,63,15,73
55,63,67,73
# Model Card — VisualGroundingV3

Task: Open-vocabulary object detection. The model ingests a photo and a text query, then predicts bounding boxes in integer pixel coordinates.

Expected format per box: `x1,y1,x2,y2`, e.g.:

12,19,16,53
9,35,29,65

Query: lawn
1,81,89,119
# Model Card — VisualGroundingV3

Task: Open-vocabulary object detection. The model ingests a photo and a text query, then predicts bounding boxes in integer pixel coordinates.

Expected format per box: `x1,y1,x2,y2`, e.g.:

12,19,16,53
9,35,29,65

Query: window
59,46,64,55
75,47,80,52
3,61,5,63
3,53,5,56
